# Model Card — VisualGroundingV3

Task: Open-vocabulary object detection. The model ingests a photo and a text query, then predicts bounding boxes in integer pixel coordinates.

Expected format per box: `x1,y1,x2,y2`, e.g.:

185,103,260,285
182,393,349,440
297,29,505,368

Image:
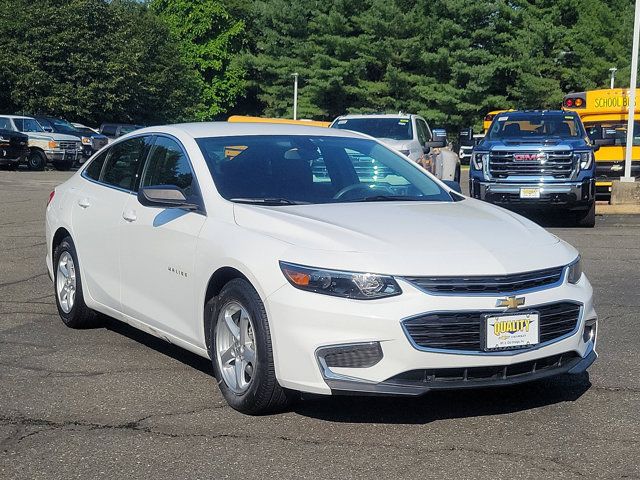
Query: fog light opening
316,342,383,370
583,319,597,344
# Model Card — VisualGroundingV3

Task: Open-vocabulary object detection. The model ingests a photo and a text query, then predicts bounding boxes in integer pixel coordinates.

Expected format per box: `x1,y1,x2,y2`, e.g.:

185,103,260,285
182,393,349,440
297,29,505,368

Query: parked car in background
469,110,597,227
99,123,144,142
71,123,99,134
33,116,108,161
330,113,461,182
0,128,29,169
0,115,82,170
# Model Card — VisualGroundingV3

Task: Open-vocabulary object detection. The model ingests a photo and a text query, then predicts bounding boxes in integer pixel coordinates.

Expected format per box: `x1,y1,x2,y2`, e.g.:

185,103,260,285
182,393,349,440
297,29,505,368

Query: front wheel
210,279,293,415
574,202,596,228
27,150,46,171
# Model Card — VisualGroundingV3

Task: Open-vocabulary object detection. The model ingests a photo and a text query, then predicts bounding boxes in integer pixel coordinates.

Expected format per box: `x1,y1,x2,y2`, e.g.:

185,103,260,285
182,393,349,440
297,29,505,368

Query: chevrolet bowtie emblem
496,296,525,309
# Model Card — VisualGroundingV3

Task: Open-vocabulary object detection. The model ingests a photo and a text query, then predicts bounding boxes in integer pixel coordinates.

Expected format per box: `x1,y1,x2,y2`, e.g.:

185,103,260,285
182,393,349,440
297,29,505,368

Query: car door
72,136,150,313
119,135,207,344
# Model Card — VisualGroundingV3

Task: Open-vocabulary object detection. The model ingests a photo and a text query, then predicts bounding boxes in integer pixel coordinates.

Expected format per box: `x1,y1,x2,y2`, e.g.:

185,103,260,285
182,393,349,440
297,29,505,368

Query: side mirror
138,185,198,210
443,180,462,193
458,127,474,146
432,128,448,141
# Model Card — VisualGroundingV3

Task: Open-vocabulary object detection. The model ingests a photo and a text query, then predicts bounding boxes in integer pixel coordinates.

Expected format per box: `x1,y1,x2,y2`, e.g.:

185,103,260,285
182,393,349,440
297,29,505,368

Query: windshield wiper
229,197,309,206
350,195,424,202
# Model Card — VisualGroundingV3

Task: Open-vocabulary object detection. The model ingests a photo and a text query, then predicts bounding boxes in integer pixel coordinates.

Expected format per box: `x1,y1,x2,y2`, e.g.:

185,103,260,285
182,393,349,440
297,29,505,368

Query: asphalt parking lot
1,170,639,480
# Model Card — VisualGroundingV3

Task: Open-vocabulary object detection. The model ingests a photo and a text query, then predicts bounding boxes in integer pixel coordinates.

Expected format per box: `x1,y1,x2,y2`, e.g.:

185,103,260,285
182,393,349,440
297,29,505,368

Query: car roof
130,122,371,140
0,115,35,120
335,113,415,120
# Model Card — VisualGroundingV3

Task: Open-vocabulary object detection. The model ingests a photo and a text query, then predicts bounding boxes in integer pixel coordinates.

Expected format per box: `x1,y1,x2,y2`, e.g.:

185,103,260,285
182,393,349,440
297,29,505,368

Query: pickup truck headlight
574,151,593,170
81,136,92,145
48,140,59,149
567,257,582,284
472,153,488,170
279,261,402,299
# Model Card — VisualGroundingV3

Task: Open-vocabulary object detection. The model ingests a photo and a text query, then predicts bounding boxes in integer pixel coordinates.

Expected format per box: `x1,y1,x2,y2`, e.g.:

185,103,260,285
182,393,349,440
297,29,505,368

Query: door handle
78,198,91,209
122,210,137,223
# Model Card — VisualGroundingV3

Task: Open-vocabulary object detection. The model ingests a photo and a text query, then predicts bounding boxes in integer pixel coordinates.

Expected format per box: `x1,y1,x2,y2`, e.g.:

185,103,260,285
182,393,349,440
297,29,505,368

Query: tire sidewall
53,237,85,326
210,279,274,412
27,151,46,171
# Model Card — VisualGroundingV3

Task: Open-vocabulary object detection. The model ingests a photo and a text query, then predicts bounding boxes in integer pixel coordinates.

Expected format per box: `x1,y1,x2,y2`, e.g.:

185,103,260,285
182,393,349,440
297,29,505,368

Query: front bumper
469,179,595,210
45,149,82,162
266,275,597,395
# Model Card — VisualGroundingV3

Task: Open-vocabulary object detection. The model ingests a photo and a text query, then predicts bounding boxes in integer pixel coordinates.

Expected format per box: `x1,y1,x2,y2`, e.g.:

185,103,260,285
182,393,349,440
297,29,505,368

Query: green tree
151,0,248,120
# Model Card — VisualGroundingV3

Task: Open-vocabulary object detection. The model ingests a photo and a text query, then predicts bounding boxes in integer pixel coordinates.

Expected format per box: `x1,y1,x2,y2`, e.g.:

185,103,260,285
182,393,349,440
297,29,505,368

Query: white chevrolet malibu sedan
45,123,597,414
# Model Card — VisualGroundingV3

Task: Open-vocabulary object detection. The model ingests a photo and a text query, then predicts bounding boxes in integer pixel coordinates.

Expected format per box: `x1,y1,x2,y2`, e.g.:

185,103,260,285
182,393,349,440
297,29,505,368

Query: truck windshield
585,122,640,146
488,113,583,139
197,135,453,204
332,118,413,140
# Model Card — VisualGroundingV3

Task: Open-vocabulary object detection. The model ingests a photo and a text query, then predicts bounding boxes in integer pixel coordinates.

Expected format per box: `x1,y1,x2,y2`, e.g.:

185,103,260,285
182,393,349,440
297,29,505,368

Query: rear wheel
27,150,46,171
210,279,293,415
53,236,98,328
574,202,595,228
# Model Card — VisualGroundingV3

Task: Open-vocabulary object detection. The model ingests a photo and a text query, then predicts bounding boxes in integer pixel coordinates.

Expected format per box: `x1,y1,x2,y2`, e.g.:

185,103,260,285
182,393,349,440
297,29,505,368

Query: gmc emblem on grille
513,153,547,162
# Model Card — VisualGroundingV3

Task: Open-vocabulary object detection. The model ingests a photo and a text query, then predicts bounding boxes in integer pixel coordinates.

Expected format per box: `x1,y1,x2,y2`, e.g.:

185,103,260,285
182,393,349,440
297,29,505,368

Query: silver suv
330,113,461,182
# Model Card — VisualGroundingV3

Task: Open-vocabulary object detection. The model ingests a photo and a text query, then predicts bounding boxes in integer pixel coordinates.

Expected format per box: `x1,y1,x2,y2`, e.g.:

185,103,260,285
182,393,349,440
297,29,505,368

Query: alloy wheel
56,251,76,313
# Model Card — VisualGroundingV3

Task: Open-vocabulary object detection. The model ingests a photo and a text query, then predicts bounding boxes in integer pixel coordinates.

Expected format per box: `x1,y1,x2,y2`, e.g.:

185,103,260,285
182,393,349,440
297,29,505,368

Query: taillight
47,189,55,207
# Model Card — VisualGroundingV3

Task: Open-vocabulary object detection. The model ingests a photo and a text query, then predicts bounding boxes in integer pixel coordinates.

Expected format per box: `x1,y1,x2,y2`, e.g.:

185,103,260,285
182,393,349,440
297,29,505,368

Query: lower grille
317,342,383,368
403,302,581,352
385,352,579,386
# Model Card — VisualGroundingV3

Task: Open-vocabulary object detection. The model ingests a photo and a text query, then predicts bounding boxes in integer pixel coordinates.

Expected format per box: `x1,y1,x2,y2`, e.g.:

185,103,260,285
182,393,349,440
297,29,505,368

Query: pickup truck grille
58,141,80,150
403,302,581,352
489,150,574,178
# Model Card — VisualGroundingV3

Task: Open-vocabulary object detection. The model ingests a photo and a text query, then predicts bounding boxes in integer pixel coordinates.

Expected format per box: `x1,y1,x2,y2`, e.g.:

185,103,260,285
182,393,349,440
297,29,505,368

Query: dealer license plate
519,187,540,199
484,312,540,351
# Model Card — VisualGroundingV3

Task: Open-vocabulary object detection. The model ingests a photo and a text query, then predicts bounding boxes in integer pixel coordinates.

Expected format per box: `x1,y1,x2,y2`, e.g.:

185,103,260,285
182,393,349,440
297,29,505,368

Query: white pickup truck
0,115,82,170
330,113,461,183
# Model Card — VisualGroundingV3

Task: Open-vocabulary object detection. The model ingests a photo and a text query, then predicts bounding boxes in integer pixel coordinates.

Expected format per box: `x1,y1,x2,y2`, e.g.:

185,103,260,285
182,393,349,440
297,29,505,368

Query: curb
596,203,640,214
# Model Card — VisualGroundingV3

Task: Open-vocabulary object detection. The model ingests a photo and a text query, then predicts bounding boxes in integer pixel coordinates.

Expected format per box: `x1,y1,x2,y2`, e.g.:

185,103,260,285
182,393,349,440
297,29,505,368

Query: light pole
292,73,299,120
610,67,618,89
622,0,640,182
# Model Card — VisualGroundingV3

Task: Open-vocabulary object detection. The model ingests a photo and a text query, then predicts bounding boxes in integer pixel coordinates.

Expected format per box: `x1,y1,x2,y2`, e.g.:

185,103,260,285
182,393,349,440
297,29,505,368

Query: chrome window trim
400,300,583,356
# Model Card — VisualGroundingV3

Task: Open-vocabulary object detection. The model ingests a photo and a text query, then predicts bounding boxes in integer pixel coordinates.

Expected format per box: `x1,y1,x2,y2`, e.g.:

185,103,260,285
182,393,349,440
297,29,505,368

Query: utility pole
292,73,299,120
622,0,640,182
610,67,618,89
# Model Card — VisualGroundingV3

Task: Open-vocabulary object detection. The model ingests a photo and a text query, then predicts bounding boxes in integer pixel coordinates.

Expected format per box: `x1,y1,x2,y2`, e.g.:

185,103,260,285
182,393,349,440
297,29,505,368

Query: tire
27,150,46,171
53,160,73,171
53,236,98,328
209,278,293,415
574,202,596,228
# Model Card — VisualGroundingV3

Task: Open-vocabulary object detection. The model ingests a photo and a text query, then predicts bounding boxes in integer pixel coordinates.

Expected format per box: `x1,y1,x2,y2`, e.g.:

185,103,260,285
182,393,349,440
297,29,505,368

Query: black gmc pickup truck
0,129,29,169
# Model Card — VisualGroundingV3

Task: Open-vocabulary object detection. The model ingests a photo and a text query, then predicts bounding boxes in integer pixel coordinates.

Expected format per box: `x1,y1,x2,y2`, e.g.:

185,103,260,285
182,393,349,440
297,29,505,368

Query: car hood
478,138,589,150
233,199,577,276
48,132,81,141
378,138,414,151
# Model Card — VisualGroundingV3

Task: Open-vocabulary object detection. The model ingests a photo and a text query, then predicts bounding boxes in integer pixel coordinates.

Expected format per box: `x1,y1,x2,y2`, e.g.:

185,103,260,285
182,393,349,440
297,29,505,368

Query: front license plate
519,187,540,199
484,312,540,351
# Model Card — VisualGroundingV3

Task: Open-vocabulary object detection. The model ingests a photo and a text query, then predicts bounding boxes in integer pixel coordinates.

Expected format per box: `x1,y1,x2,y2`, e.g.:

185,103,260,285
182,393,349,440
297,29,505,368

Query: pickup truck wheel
574,202,596,228
27,150,46,171
53,161,73,171
210,279,294,415
53,236,98,328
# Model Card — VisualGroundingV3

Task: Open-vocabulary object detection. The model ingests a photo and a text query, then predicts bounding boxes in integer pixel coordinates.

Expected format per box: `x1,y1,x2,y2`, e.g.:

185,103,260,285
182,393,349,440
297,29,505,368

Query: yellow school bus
563,88,640,196
482,110,513,133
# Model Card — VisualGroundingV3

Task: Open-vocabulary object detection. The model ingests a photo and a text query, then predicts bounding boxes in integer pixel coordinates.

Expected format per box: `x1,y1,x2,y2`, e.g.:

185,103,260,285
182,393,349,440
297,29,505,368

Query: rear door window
101,137,149,191
84,150,109,181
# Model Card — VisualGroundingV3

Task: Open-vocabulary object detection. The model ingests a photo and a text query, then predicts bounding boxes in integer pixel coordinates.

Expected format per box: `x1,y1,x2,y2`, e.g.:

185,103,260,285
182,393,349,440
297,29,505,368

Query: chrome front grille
403,302,581,352
58,141,80,150
404,266,564,295
489,150,575,178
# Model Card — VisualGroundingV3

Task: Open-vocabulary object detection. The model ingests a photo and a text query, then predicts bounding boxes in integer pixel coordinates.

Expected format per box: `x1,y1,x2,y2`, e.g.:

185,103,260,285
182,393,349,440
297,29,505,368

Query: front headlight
574,151,593,170
279,262,402,299
567,257,582,284
472,152,488,170
48,140,59,149
81,136,92,145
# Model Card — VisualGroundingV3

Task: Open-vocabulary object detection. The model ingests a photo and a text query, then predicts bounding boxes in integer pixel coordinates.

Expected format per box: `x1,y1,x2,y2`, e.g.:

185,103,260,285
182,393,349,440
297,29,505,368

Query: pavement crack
0,273,48,289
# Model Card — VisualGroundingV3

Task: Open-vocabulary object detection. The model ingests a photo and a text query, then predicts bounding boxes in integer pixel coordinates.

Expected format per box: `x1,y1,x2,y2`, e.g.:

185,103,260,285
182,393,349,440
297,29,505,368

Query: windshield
196,135,453,204
585,122,640,146
49,118,80,134
488,113,583,139
14,118,44,133
332,118,413,140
